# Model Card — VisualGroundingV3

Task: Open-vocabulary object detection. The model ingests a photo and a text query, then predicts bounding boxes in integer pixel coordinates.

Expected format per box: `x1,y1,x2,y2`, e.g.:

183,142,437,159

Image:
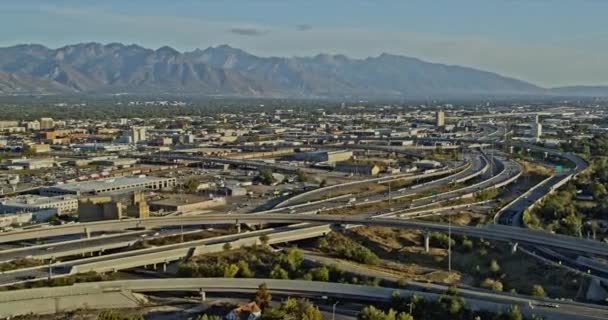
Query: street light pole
332,301,339,320
180,223,184,243
48,256,54,280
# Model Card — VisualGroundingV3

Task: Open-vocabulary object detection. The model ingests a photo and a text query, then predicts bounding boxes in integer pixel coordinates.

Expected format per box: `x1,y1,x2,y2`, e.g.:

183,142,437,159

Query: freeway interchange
0,140,601,319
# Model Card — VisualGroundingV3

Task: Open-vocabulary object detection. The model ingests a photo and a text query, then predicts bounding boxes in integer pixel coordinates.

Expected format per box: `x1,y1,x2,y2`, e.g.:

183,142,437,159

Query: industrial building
0,194,78,215
291,150,353,163
1,158,56,170
72,144,131,152
149,194,226,213
413,160,442,169
40,176,176,196
78,191,149,222
91,158,138,168
26,144,51,154
334,162,380,176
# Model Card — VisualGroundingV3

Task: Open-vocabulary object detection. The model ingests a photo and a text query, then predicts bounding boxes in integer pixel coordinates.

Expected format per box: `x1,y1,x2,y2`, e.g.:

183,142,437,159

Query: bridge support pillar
424,232,430,253
200,289,206,302
84,227,91,239
163,263,167,273
236,223,241,234
511,242,518,254
152,263,157,270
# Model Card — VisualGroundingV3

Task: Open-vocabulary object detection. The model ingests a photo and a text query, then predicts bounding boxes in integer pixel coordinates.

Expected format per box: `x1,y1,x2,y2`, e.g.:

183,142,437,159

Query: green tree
531,284,546,297
489,259,501,274
196,315,222,320
448,298,464,315
97,310,144,320
254,283,272,309
270,264,289,279
504,305,523,320
184,177,201,193
222,242,232,252
255,169,276,185
359,305,397,320
481,278,503,291
301,303,324,320
223,263,239,278
310,266,330,282
284,247,303,272
590,182,607,199
296,169,308,182
237,260,254,278
259,234,270,246
396,313,414,320
461,238,474,251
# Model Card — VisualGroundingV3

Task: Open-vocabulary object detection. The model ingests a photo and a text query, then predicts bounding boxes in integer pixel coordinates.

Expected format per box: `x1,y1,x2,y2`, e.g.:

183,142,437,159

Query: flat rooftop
46,176,174,193
1,194,75,206
149,194,215,206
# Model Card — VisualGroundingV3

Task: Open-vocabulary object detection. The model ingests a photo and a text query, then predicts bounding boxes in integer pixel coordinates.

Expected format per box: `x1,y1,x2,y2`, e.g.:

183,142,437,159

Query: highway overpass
1,213,608,256
0,278,606,320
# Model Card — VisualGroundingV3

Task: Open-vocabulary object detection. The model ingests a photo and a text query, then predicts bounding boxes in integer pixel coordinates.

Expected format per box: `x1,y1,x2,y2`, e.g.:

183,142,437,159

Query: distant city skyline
1,0,607,87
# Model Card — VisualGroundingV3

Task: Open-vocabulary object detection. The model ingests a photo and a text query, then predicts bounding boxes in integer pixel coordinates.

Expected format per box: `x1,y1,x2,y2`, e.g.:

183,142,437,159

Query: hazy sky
1,0,607,87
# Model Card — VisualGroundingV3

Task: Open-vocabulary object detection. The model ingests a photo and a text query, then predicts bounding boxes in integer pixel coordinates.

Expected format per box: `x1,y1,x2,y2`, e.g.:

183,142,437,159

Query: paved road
0,224,331,286
271,153,485,216
0,226,207,262
1,213,607,256
301,251,608,320
1,278,606,320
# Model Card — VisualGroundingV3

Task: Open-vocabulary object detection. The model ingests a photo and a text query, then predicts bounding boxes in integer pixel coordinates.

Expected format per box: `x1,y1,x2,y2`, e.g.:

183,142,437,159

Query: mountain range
0,42,606,98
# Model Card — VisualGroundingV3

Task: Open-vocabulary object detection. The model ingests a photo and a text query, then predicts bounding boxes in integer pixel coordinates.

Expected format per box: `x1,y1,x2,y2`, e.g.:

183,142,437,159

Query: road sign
555,165,563,174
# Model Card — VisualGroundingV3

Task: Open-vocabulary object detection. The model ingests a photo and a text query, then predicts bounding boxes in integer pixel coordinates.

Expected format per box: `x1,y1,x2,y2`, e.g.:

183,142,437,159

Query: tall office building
436,111,445,127
531,115,542,140
131,126,147,144
39,118,55,130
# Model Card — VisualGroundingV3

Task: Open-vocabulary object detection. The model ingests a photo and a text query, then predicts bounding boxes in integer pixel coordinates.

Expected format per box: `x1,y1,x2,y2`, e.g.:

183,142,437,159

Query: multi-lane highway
0,223,332,286
1,213,607,256
1,278,607,320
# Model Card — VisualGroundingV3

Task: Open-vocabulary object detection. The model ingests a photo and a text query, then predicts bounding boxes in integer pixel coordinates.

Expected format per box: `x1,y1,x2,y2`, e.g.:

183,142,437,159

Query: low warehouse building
0,195,78,215
149,195,226,213
41,175,176,196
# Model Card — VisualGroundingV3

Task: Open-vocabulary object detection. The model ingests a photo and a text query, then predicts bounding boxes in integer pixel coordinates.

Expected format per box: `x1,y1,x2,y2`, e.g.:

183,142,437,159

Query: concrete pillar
200,289,206,302
511,242,518,254
424,233,430,253
152,263,157,270
236,223,241,234
84,227,91,239
163,263,167,273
